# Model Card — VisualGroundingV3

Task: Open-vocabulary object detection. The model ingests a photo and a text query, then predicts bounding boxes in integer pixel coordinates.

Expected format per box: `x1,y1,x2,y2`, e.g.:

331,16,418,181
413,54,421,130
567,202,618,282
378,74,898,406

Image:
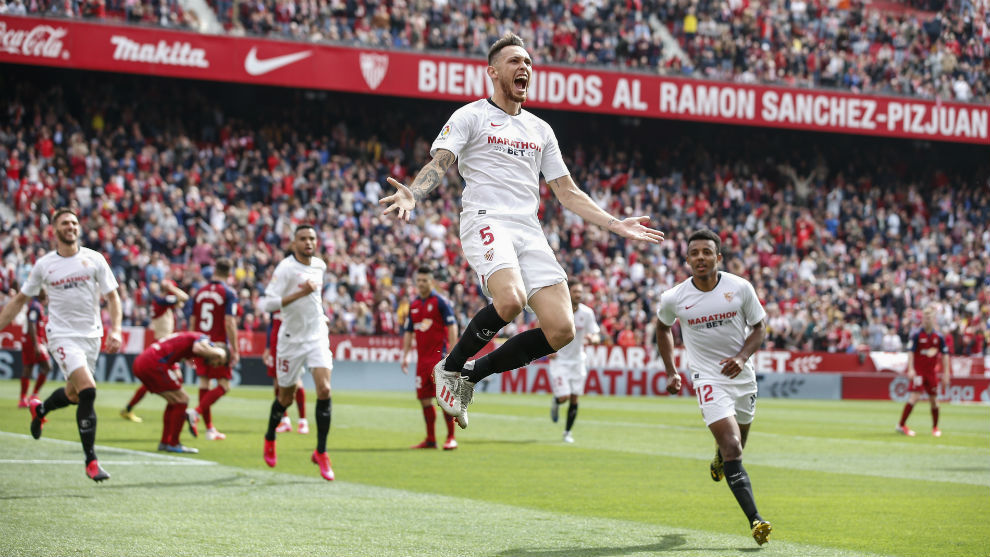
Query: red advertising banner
499,364,691,397
841,373,990,403
0,15,986,144
2,324,985,376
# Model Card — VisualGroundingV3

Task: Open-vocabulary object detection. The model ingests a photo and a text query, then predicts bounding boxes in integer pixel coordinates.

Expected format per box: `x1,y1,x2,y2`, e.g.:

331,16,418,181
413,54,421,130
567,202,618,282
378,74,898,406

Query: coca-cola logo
889,376,910,401
0,21,68,59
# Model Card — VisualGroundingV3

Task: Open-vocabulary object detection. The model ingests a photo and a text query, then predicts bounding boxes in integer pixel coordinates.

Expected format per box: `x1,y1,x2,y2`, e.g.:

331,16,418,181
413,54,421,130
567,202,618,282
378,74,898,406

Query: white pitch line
0,459,213,466
0,430,215,464
464,410,990,452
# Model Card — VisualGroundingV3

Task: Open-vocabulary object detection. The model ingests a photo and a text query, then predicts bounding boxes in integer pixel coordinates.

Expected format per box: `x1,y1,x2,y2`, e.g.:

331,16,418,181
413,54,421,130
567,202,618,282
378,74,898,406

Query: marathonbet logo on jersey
488,135,541,158
687,311,737,330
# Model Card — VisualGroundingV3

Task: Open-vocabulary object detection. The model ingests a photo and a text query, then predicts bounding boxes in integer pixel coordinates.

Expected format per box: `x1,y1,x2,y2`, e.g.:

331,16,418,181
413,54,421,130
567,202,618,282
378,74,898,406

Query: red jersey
192,280,238,343
907,329,948,375
151,280,182,319
140,332,207,368
268,314,281,350
265,313,281,377
404,291,455,358
22,298,47,353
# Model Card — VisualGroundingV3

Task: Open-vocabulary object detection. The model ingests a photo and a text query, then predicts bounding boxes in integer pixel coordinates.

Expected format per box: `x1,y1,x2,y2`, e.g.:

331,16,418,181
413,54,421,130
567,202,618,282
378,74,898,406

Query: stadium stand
0,66,987,355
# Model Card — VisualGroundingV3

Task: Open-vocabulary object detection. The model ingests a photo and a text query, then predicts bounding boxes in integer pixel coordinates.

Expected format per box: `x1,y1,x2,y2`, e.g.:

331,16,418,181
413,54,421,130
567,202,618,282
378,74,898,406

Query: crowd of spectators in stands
6,0,196,29
11,0,989,103
1,71,988,356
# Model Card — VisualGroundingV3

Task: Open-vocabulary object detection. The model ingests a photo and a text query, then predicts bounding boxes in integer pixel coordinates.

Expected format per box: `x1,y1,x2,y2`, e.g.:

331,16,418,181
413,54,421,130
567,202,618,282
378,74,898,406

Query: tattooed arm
380,149,456,221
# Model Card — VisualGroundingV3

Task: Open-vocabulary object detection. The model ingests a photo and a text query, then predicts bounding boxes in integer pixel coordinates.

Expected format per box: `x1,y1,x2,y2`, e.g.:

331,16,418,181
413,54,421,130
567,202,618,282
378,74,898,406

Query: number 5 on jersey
198,301,215,331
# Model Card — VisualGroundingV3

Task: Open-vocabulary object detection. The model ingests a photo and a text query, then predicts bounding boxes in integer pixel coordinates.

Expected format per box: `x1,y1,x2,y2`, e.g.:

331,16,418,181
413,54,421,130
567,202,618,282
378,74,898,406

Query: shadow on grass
937,466,990,472
464,439,541,446
0,493,94,500
331,447,417,453
94,474,247,490
493,534,762,556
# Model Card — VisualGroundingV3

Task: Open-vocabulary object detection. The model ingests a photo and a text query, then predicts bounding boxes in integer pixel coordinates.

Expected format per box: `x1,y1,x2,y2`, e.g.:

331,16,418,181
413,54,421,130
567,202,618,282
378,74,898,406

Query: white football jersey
21,247,119,340
555,303,600,362
430,98,569,215
657,272,766,384
261,255,329,347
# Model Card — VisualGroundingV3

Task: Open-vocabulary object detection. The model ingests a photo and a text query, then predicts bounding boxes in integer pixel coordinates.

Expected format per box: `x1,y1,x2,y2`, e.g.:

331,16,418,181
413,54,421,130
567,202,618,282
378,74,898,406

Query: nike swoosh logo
684,305,696,310
244,47,313,76
490,122,504,127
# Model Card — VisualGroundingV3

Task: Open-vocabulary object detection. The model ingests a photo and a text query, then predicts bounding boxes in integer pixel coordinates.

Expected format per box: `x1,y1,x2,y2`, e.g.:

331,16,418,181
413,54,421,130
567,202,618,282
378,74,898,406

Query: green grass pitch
1,380,987,556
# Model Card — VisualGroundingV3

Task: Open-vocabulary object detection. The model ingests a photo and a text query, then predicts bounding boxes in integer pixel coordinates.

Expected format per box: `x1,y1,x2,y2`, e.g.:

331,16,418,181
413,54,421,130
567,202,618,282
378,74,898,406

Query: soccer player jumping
380,32,663,429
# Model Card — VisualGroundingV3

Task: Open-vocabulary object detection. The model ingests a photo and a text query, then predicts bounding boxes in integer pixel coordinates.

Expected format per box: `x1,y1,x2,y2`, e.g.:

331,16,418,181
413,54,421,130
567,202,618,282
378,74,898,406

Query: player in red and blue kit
400,267,459,449
188,259,240,440
133,332,229,453
18,291,50,408
121,276,189,422
897,306,951,437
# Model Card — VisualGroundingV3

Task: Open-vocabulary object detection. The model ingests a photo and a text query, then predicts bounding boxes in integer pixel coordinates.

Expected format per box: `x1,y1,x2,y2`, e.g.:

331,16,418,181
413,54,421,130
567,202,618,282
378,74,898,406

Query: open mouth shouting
513,73,529,95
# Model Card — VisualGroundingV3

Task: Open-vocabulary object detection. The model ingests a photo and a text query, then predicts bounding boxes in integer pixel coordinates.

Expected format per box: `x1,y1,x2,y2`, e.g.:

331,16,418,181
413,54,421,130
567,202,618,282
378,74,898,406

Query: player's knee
545,323,575,351
720,441,743,461
492,285,526,319
77,387,96,405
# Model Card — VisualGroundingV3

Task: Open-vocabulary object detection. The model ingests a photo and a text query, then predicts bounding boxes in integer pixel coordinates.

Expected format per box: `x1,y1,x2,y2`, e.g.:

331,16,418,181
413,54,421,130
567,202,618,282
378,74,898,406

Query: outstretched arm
547,175,664,244
379,149,457,221
0,292,29,331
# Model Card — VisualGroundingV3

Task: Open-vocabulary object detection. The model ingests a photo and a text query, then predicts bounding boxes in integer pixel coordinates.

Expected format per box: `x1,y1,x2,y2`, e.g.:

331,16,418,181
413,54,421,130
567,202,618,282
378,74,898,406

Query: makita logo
110,35,209,68
0,22,67,59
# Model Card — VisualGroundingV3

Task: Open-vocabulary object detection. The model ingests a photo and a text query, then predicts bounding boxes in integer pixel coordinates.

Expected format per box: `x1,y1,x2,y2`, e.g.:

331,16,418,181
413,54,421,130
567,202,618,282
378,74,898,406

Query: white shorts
460,211,567,300
47,337,100,380
275,342,333,389
548,358,587,398
694,381,758,426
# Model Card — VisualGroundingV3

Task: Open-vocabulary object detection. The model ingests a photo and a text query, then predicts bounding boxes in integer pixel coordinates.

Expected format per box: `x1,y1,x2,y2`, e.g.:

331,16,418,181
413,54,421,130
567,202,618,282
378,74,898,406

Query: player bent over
133,332,230,453
656,229,772,546
121,275,189,423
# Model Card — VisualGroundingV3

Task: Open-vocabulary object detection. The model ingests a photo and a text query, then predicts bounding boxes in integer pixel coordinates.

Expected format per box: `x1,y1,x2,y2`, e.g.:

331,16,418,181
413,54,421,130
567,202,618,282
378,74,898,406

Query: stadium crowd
9,0,989,103
0,70,988,356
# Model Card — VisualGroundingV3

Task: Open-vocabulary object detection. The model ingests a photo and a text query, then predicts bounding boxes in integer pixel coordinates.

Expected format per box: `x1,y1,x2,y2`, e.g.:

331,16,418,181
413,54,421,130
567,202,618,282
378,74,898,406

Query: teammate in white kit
0,209,122,482
548,281,600,443
380,32,664,428
259,225,335,481
656,229,772,546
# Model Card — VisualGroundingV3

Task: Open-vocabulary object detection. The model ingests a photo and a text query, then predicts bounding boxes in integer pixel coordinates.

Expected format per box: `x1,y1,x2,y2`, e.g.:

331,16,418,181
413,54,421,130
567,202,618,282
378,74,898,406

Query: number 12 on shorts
697,384,714,405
